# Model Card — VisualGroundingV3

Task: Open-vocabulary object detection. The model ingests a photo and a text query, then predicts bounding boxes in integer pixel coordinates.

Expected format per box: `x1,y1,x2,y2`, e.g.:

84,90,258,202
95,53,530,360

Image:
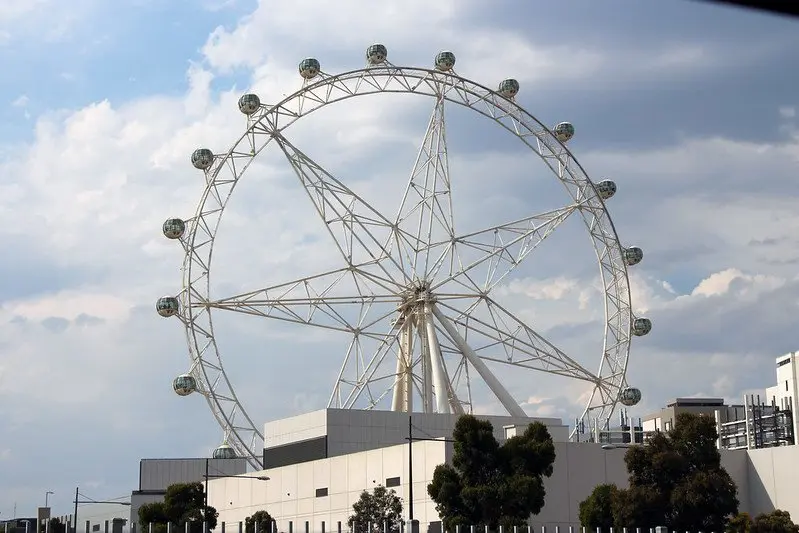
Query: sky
1,0,799,523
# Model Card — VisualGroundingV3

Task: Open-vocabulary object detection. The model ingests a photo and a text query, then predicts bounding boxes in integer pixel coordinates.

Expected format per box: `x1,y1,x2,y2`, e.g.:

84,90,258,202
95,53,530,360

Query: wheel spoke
393,90,455,280
434,296,604,387
272,132,416,285
198,267,403,337
334,320,406,409
429,204,580,292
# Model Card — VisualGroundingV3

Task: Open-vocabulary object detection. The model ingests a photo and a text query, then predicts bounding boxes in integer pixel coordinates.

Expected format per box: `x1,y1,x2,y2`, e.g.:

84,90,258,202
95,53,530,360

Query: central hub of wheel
397,280,434,317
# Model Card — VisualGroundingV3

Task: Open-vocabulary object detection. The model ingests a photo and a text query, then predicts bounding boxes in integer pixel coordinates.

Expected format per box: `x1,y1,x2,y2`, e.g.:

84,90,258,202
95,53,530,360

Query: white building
130,458,248,531
204,408,799,532
765,351,799,441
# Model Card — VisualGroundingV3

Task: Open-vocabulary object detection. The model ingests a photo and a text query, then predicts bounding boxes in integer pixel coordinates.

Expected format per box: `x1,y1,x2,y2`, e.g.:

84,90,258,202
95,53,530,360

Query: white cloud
11,94,28,107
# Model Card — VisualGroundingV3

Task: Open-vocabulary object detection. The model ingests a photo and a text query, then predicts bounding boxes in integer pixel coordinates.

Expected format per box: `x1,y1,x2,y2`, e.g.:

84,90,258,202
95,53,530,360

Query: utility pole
407,415,413,522
73,488,79,533
203,458,209,511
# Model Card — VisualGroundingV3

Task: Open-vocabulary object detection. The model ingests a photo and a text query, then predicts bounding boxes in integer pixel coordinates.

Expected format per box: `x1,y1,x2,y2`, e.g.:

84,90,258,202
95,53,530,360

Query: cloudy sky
2,0,799,521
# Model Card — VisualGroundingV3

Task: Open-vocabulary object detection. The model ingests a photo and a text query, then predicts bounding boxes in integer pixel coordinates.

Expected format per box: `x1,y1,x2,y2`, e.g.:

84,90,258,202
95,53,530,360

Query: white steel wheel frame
176,63,636,469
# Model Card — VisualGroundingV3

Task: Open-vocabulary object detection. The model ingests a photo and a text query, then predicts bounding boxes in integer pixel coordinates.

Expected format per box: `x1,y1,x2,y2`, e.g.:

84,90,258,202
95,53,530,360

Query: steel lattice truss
162,54,647,469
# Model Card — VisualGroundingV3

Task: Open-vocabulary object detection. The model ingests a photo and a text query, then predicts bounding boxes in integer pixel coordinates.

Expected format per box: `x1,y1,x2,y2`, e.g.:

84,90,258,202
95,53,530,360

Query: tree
138,482,218,533
347,485,403,533
610,412,739,531
427,415,556,531
579,484,620,530
727,513,754,533
47,518,66,533
245,510,275,533
752,510,799,533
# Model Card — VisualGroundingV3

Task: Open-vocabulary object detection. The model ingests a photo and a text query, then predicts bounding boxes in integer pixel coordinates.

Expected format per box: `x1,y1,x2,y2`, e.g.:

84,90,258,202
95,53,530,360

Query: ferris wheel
156,45,651,469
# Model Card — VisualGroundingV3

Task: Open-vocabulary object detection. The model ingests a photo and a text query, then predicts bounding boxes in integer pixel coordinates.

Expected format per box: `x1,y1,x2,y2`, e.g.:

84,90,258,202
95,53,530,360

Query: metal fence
127,524,688,533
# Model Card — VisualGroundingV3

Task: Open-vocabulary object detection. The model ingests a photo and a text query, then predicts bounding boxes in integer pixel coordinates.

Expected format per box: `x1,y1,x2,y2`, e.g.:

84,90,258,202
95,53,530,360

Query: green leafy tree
579,484,620,530
138,482,218,533
427,415,556,531
245,510,275,533
753,510,799,533
727,513,754,533
47,518,66,533
347,486,403,533
610,412,738,531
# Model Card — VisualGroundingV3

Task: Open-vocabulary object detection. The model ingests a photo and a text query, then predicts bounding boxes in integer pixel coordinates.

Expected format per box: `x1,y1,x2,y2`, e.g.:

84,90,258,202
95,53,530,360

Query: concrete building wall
263,408,570,469
139,458,248,491
131,458,248,529
745,444,799,519
207,441,760,531
209,440,449,530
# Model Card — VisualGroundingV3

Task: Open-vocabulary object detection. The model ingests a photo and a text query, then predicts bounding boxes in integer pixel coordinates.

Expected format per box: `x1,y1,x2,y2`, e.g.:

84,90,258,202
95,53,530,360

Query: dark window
92,526,100,532
315,487,328,497
385,476,401,488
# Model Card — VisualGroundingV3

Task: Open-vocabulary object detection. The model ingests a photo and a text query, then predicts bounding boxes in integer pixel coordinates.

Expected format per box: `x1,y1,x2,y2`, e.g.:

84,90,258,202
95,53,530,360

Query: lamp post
202,465,269,516
405,416,455,532
72,487,132,533
45,492,54,509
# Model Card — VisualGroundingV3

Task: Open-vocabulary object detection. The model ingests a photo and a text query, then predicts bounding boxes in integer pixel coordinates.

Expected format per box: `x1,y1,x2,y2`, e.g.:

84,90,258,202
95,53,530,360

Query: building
204,408,780,533
765,351,799,441
642,353,797,450
130,458,248,531
261,408,569,469
0,518,37,533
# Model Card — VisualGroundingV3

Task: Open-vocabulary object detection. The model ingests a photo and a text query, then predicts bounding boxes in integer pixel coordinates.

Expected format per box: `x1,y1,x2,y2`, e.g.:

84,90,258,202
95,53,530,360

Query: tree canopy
138,482,218,533
578,484,619,531
427,415,556,530
579,412,739,531
245,510,274,533
347,485,403,533
47,518,67,533
727,510,799,533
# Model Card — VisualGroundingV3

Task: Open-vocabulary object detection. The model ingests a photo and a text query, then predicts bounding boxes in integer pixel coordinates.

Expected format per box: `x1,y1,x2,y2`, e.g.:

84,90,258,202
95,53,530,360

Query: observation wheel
157,45,651,469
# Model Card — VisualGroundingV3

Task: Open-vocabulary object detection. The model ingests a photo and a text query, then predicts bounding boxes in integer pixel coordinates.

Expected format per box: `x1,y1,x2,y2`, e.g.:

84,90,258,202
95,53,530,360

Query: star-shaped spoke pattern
207,81,596,418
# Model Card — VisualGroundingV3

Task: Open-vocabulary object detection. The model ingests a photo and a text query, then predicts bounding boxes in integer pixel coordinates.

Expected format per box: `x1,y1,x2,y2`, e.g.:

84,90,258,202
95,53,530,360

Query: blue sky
2,0,799,523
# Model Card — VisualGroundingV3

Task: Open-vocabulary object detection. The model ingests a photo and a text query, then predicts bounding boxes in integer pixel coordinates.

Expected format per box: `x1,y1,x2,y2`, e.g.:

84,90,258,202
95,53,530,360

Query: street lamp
202,465,270,511
45,492,54,508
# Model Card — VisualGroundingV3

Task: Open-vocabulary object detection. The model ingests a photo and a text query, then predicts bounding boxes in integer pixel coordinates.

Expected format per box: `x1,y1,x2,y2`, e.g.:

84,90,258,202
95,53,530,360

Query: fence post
203,522,208,533
337,523,342,533
256,521,260,533
167,524,172,533
239,523,243,533
321,523,325,533
305,522,309,533
288,522,293,533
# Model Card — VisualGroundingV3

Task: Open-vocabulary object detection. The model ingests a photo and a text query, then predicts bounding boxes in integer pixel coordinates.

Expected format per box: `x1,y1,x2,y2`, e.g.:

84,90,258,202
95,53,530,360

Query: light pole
73,487,132,533
45,492,54,508
202,467,269,516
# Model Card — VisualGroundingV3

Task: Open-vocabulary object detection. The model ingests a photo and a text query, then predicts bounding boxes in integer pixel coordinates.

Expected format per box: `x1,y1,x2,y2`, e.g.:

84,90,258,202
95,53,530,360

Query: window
315,487,328,497
385,476,401,488
92,526,100,532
